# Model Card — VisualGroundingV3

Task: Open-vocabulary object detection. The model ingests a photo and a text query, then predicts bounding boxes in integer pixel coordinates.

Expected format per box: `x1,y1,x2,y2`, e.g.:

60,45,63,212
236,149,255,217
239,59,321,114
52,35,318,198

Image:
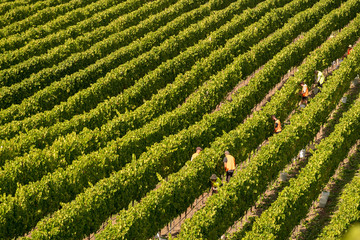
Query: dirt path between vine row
290,141,360,240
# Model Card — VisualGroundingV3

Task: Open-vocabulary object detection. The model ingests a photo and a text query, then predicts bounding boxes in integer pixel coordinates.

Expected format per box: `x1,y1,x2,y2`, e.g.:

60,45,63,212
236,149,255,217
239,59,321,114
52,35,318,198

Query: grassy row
0,0,287,194
0,0,330,237
23,0,351,238
178,12,360,240
242,92,360,240
0,0,178,89
0,0,98,38
97,7,360,239
0,0,71,28
0,0,134,68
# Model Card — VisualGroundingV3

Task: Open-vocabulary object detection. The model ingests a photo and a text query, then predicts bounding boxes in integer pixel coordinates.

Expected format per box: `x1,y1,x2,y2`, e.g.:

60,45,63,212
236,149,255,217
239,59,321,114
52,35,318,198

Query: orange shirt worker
272,115,282,134
223,151,236,182
299,81,309,106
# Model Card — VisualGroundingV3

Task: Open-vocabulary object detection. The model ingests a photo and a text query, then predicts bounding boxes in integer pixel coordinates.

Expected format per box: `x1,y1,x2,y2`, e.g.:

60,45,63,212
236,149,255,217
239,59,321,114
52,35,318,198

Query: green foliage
0,0,131,57
8,0,333,238
178,8,360,238
0,0,265,238
0,0,96,39
242,92,360,240
92,0,360,239
0,0,290,192
1,0,359,239
0,0,200,108
317,157,360,239
0,0,71,28
80,0,360,238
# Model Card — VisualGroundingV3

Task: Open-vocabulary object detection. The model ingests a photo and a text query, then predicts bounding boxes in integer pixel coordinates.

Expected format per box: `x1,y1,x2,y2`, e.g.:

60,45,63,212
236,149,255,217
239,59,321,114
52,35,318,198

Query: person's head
300,81,305,86
315,70,318,74
210,174,217,181
271,115,277,120
224,150,230,155
349,44,353,48
196,147,202,153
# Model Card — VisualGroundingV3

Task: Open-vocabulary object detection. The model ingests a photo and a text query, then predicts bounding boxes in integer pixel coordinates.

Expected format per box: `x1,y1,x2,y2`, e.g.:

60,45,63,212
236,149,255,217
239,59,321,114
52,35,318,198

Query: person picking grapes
299,81,309,106
272,115,282,134
223,151,236,182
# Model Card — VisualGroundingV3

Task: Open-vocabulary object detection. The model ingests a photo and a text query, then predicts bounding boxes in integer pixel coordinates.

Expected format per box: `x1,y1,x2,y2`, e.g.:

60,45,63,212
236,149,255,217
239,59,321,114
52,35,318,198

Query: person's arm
223,157,227,169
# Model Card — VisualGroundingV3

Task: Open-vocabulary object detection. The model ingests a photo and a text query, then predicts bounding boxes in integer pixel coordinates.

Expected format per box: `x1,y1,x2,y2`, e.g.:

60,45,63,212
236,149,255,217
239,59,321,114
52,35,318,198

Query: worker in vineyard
191,147,202,161
223,151,236,182
210,174,222,195
347,44,353,55
272,115,282,134
299,81,309,106
315,70,325,92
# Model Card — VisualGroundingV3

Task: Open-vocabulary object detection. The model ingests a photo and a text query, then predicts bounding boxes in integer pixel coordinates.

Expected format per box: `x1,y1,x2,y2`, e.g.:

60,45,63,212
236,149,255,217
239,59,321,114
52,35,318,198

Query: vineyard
0,0,360,239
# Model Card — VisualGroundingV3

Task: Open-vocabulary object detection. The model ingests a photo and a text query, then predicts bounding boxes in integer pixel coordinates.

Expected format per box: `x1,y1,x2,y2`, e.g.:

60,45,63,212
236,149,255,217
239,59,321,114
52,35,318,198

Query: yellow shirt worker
191,147,202,161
